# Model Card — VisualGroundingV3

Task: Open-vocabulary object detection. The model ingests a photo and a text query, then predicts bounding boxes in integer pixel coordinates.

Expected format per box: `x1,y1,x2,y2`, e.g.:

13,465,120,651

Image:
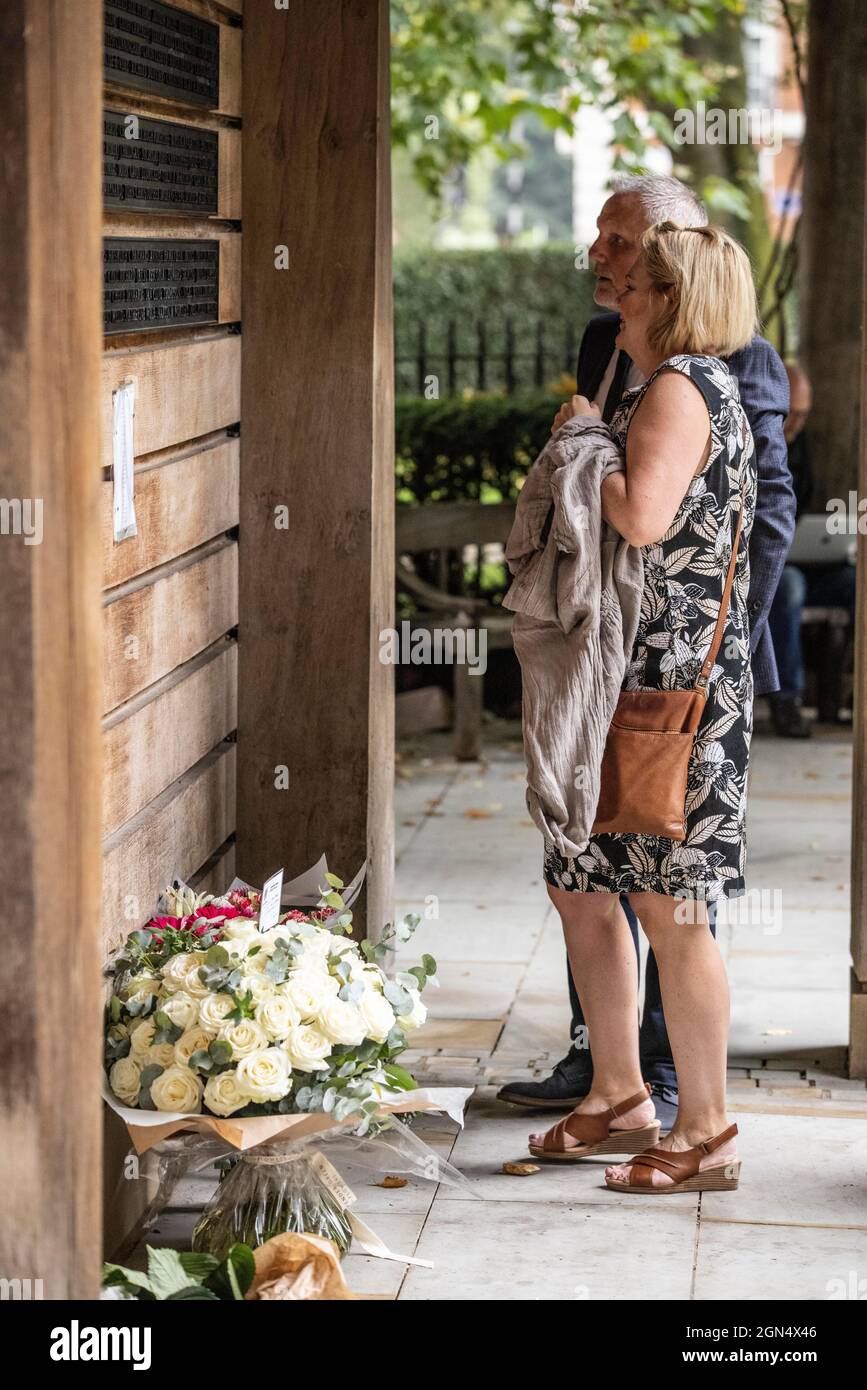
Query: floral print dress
543,354,757,902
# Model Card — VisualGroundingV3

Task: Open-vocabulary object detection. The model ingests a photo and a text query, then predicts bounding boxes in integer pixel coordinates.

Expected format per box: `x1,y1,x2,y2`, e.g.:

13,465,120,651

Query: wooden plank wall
101,0,243,949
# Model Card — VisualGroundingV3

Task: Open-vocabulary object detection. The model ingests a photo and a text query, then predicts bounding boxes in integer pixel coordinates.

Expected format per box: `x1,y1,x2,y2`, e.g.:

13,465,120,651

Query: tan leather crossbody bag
591,501,743,842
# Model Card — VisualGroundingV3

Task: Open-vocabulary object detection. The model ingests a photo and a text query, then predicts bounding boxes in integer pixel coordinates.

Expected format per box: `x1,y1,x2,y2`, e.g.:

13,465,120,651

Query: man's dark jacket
576,311,795,695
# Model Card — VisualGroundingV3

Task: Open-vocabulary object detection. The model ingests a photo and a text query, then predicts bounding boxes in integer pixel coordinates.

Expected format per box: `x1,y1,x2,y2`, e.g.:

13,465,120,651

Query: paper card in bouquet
257,868,284,933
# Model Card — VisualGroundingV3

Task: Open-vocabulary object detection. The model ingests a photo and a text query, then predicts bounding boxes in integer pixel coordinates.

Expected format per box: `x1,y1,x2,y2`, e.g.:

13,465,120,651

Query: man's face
588,194,650,308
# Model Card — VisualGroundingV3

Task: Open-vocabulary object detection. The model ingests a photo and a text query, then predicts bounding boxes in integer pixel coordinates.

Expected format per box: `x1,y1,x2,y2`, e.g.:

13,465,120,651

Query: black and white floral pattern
544,354,757,901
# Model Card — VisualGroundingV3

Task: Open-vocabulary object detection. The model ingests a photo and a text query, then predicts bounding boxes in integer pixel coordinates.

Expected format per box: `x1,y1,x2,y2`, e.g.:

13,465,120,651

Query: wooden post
238,0,394,937
0,0,103,1296
850,117,867,1078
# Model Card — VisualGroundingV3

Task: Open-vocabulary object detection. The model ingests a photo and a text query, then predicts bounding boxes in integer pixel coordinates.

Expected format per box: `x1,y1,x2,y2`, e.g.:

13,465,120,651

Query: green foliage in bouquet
103,1243,255,1301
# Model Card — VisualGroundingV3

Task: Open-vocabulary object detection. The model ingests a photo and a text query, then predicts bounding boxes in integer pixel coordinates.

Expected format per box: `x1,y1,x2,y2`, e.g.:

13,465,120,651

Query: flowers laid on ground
105,873,436,1132
103,1233,356,1301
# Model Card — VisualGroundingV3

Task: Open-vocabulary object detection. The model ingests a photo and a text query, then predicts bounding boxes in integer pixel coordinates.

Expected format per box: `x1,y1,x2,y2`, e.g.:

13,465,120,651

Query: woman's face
614,256,669,363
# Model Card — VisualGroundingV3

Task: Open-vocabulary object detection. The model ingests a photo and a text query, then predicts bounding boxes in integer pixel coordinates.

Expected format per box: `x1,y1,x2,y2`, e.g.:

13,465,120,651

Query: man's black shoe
496,1050,591,1109
770,694,812,739
648,1081,679,1132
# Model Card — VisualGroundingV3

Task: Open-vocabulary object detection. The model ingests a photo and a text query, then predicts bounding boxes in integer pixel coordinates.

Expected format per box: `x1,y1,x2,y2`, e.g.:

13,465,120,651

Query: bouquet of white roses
105,872,436,1130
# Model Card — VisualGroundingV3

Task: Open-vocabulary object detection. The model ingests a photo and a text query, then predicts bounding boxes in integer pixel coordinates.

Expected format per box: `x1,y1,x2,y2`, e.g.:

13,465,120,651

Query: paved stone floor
134,720,867,1300
341,720,867,1300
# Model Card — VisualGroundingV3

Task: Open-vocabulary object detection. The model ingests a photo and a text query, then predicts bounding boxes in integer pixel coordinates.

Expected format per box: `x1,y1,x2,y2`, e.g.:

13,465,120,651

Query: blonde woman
529,223,757,1193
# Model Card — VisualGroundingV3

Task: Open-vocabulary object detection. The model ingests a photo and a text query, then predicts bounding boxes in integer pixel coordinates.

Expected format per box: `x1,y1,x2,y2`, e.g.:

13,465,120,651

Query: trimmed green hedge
395,389,563,506
394,245,597,394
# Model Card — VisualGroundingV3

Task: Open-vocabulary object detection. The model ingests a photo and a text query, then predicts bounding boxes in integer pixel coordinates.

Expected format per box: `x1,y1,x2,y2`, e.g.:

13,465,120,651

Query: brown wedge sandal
528,1084,660,1162
604,1122,741,1193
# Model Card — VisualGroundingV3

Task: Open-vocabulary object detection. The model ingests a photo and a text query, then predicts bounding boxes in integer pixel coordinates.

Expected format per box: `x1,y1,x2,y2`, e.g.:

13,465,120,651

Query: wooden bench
395,501,516,759
801,604,852,722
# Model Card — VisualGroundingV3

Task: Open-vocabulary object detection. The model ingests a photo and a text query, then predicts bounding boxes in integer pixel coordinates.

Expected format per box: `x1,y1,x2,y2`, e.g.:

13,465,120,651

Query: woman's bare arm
601,371,711,548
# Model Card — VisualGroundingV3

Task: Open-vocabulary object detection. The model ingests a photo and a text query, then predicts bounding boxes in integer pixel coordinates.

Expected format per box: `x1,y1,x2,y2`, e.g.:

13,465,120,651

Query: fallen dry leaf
502,1162,540,1176
464,808,492,819
378,1176,408,1189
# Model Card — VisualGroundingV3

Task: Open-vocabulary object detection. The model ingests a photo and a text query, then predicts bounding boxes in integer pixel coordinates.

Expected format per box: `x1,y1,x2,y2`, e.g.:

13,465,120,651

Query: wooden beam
851,117,867,1076
0,0,103,1298
237,0,394,936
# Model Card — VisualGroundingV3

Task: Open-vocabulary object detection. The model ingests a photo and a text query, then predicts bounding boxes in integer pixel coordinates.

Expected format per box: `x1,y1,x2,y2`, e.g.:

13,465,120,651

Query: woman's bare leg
530,886,652,1146
606,892,737,1186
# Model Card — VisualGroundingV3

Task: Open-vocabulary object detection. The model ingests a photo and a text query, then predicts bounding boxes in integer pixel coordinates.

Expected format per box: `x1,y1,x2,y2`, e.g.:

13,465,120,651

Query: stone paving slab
398,1199,698,1301
694,1220,867,1302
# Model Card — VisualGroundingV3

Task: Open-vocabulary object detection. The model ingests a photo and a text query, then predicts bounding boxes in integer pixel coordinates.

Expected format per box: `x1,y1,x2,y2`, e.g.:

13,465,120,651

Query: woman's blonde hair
639,221,758,358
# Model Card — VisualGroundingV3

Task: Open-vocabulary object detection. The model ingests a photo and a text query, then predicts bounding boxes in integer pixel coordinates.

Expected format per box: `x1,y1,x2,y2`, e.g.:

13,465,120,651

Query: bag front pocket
591,726,695,840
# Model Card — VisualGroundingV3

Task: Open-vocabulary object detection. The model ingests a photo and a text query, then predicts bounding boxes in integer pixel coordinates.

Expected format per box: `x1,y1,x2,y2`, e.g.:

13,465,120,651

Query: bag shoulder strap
695,499,744,691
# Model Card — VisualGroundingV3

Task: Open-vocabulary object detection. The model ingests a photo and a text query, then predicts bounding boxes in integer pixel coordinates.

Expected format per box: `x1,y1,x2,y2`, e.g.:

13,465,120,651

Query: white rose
218,1018,269,1059
299,928,336,958
197,991,236,1035
129,1017,157,1057
109,1056,142,1106
181,954,213,999
174,1027,215,1067
317,998,367,1047
147,1042,178,1070
203,1069,248,1118
283,1024,332,1072
247,928,289,959
160,953,196,994
256,993,301,1042
159,990,199,1031
241,973,278,1005
284,971,338,1019
236,1048,292,1102
127,972,161,994
397,989,427,1032
220,920,261,954
150,1064,203,1114
358,989,396,1043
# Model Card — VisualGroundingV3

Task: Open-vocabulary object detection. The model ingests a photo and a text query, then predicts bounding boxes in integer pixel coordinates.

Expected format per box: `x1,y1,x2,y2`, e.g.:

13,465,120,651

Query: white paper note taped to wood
112,380,137,542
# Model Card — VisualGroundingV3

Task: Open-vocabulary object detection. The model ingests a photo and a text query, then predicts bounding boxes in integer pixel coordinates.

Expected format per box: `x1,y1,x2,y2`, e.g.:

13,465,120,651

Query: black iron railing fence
395,318,579,396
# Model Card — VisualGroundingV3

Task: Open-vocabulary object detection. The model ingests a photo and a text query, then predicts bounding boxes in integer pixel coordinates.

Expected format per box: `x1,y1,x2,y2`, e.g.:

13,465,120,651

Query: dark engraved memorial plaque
104,111,218,214
104,238,220,333
104,0,220,107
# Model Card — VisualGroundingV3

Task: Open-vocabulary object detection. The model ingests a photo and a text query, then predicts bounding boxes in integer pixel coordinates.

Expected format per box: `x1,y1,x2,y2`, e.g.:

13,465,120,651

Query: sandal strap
543,1084,651,1151
627,1123,739,1187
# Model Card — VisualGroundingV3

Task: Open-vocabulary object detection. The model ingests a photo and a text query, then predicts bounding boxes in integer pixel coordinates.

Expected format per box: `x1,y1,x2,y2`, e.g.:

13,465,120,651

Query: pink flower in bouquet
227,890,260,918
188,904,243,930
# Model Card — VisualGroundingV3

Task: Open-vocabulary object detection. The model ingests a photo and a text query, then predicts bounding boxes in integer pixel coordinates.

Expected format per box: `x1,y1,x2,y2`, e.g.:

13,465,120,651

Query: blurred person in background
767,363,857,738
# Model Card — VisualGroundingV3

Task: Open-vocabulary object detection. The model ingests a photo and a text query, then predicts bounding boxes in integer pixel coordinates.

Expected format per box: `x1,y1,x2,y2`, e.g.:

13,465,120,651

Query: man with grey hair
497,172,795,1128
